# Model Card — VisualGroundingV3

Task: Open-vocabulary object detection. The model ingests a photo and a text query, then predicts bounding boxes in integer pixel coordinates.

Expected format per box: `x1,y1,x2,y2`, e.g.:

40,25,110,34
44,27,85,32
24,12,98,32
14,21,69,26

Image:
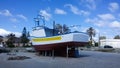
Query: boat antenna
53,21,55,36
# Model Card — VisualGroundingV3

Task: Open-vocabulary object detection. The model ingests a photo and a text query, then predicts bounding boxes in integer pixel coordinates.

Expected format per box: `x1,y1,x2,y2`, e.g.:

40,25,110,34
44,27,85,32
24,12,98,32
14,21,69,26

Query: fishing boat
30,14,89,57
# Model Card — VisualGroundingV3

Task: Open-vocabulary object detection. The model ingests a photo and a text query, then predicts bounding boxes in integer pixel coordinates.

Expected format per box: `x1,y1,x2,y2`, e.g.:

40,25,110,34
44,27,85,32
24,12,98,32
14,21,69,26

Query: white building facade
100,39,120,48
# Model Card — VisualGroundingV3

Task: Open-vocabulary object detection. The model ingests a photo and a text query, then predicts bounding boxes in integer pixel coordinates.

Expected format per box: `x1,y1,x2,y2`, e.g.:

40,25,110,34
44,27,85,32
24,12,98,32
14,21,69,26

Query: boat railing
32,26,45,31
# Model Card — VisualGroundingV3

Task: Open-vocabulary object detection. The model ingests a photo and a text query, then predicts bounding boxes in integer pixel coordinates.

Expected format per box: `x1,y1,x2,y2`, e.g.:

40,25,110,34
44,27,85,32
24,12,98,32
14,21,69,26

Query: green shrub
8,44,15,48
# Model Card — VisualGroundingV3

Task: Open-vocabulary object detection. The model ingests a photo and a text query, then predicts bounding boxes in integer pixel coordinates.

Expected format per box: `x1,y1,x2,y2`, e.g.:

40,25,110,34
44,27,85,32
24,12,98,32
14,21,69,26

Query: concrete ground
0,51,120,68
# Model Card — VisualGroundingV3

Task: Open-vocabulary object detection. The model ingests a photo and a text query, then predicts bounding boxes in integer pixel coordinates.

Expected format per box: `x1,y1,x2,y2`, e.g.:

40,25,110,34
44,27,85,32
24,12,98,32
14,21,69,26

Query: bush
8,44,15,48
6,41,15,48
23,44,32,47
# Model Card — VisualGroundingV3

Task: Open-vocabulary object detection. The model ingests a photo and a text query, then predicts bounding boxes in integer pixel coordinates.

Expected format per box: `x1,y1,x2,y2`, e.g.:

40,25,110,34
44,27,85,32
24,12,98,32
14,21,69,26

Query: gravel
0,51,120,68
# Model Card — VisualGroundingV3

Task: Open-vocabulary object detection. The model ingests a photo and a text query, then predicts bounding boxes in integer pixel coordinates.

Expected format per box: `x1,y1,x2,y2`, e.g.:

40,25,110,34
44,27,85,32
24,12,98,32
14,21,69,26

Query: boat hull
31,33,89,51
34,41,88,51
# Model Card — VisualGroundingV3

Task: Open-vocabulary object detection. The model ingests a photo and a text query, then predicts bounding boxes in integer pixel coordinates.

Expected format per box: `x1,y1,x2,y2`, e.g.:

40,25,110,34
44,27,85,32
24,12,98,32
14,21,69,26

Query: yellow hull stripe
32,36,61,42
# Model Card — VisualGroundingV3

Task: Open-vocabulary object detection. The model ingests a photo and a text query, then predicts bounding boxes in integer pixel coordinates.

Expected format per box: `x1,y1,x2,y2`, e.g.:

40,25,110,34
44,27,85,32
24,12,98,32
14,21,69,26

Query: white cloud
86,17,120,38
17,14,28,21
109,2,119,12
86,14,120,36
85,18,96,23
0,28,10,36
85,0,96,10
0,28,21,37
110,21,120,28
0,9,28,23
0,9,12,16
80,27,89,32
65,4,90,16
94,20,105,27
98,13,115,21
85,18,105,27
80,0,96,10
86,13,115,27
39,10,52,21
55,8,67,15
65,4,80,15
80,10,90,16
12,32,21,37
70,25,81,32
10,18,19,22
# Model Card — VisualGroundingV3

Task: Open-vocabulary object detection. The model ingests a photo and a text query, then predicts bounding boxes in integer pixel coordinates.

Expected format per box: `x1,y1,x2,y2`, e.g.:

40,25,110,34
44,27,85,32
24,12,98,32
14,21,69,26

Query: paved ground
0,51,120,68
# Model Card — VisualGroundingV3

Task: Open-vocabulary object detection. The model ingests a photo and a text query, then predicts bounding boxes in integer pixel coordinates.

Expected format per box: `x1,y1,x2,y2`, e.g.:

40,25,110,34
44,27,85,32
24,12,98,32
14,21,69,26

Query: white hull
32,32,89,46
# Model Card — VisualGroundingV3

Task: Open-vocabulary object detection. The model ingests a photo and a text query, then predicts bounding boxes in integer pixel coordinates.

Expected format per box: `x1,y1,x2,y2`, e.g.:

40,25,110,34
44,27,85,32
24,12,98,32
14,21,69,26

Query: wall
100,39,120,48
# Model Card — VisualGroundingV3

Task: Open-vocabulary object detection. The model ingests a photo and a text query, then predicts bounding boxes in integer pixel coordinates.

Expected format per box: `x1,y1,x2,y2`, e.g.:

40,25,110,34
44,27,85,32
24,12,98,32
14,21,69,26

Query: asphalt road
0,51,120,68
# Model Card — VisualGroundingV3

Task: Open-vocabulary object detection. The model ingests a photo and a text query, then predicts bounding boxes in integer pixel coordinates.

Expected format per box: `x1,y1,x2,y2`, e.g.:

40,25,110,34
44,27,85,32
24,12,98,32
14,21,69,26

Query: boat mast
34,17,39,27
37,14,45,27
53,21,55,36
34,14,45,28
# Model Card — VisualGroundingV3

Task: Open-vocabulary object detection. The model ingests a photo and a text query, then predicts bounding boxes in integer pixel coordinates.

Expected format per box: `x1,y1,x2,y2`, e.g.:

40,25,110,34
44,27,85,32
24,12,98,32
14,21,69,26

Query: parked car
0,47,10,53
104,45,113,48
26,47,35,52
0,44,3,47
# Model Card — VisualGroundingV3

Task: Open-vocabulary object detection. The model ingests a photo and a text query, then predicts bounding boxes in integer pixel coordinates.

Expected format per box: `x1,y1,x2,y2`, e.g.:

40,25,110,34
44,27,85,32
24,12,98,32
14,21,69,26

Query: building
2,37,23,47
100,39,120,48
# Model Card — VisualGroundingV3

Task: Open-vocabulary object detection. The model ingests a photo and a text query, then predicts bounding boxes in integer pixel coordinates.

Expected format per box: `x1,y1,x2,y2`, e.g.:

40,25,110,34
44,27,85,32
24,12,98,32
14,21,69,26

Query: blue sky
0,0,120,40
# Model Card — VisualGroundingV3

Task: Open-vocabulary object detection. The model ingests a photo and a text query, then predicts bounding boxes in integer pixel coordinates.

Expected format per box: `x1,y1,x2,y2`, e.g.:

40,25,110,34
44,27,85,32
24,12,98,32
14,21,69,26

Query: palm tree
63,24,70,34
114,35,120,39
55,24,70,34
86,27,96,46
55,24,63,34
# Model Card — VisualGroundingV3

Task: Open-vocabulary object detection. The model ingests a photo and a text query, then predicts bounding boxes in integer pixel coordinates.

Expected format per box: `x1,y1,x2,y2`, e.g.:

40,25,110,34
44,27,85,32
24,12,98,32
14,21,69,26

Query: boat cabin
31,26,59,37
